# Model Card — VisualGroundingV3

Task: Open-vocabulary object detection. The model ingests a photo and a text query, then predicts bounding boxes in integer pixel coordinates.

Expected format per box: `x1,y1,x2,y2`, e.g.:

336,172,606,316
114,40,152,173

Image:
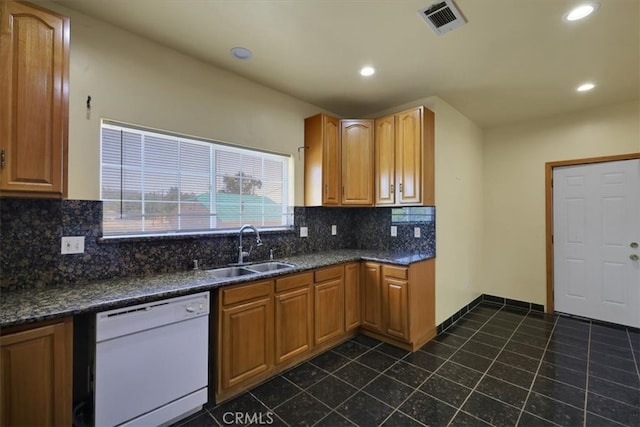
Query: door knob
631,242,639,248
631,254,639,261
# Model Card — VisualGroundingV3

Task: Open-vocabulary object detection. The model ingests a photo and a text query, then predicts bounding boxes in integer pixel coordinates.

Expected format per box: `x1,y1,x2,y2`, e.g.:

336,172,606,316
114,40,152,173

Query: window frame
100,120,293,239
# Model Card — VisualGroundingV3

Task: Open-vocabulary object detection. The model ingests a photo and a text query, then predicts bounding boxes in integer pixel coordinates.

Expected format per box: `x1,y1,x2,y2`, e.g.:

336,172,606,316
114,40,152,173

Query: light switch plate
300,226,308,238
390,226,397,237
61,236,85,254
331,225,337,235
414,227,421,238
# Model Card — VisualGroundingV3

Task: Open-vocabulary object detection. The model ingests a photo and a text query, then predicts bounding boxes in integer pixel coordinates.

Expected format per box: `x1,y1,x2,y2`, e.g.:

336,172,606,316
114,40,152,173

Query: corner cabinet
304,114,341,206
0,1,70,198
304,106,434,207
360,259,436,350
375,106,435,206
0,317,73,426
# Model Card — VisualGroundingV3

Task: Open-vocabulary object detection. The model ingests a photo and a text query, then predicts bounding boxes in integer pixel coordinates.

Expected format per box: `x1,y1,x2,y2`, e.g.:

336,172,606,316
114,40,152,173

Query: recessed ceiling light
360,66,375,77
577,82,596,92
230,47,252,60
565,2,599,21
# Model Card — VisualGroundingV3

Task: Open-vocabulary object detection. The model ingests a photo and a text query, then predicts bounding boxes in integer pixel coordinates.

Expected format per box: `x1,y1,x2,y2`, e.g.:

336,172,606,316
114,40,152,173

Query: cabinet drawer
275,272,313,293
382,265,407,280
314,265,344,282
221,280,272,306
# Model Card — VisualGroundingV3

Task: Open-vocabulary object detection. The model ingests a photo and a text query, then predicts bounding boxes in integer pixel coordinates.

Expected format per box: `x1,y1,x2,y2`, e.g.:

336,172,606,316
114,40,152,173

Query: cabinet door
395,107,423,205
0,2,69,197
275,286,312,364
314,278,345,345
304,114,340,206
361,262,382,332
344,262,361,331
0,318,73,427
341,120,374,205
323,115,341,205
219,297,273,390
383,277,410,341
375,115,396,205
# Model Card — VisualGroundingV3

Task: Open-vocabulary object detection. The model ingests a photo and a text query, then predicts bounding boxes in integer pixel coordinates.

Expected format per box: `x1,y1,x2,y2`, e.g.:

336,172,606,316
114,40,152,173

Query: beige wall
480,100,640,307
48,4,639,323
372,98,485,324
52,4,322,203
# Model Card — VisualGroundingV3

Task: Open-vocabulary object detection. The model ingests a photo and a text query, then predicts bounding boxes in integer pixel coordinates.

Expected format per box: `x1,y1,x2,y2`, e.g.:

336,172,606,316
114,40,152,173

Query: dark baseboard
437,294,544,334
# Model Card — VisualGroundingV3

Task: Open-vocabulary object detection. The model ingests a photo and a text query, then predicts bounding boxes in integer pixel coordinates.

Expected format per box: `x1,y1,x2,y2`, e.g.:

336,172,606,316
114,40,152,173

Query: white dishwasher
94,291,210,427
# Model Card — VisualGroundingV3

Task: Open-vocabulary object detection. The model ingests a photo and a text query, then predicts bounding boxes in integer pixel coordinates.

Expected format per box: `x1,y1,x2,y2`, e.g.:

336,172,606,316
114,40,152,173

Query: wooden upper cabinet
0,1,69,198
375,115,396,205
395,106,435,205
341,120,374,205
304,114,340,206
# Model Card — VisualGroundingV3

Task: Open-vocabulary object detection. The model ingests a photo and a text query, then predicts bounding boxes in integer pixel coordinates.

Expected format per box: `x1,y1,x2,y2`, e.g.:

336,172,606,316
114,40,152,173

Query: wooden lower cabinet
313,266,345,345
0,317,73,427
217,280,274,400
361,262,383,332
274,273,313,364
361,259,436,350
382,265,410,341
215,260,435,402
344,262,361,331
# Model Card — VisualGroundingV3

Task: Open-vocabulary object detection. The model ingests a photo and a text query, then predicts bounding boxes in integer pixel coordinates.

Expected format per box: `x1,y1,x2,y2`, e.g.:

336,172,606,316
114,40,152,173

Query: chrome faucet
238,224,262,264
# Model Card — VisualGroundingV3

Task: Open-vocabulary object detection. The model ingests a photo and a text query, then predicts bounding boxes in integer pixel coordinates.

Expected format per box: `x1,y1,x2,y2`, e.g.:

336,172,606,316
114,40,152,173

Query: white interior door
553,159,640,328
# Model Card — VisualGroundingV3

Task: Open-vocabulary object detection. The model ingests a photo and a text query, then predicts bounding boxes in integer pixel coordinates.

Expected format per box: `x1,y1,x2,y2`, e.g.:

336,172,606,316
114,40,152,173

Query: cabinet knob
631,254,639,261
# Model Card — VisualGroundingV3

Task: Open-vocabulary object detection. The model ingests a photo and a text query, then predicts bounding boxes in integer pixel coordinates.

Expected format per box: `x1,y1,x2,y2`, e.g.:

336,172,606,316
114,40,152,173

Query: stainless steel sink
205,266,257,279
247,262,295,272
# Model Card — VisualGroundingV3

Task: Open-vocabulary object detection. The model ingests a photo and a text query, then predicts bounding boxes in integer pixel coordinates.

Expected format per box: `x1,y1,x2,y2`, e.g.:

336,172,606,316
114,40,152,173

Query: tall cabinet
0,1,70,198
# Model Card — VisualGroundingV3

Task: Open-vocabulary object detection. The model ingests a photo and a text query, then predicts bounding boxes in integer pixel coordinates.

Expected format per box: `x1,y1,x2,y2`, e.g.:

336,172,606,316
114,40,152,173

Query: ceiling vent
418,0,467,35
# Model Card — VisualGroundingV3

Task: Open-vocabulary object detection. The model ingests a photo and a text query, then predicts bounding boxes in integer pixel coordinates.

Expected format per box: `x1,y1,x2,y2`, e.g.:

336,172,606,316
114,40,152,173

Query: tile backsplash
1,198,434,290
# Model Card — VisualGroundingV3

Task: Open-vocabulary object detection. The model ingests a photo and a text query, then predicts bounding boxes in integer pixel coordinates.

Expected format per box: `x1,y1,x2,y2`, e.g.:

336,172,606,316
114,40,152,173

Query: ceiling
52,0,639,128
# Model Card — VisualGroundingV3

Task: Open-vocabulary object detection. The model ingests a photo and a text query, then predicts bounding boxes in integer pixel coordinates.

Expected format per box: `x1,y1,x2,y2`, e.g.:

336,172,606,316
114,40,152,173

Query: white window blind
100,121,292,237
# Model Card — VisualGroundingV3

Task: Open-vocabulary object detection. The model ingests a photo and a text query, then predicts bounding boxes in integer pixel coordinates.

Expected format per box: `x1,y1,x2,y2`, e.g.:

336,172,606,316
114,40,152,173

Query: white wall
372,98,485,324
481,100,640,307
51,4,322,203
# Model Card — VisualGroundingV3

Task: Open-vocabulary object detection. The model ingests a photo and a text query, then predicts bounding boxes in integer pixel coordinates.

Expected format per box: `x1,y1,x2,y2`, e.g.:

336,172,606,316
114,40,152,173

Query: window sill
97,227,296,244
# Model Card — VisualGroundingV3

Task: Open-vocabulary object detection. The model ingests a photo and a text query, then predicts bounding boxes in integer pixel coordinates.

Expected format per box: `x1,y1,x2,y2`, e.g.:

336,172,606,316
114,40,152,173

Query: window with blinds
100,121,292,237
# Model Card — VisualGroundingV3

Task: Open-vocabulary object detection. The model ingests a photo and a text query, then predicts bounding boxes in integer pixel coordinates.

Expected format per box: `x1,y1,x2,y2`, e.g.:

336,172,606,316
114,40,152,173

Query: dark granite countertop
0,249,434,328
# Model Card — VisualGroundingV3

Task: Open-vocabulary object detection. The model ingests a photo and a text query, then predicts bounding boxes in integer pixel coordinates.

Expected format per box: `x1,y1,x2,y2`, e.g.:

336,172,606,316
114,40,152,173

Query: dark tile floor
175,303,640,427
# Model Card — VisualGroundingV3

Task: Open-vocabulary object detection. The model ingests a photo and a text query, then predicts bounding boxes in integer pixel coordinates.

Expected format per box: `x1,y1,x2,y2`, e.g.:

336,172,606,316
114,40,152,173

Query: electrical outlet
390,226,397,237
414,227,421,238
331,225,337,236
300,227,308,238
61,236,85,254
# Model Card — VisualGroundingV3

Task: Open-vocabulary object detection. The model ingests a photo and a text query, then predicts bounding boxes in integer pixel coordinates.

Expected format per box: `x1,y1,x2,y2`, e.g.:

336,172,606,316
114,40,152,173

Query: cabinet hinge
1,148,5,169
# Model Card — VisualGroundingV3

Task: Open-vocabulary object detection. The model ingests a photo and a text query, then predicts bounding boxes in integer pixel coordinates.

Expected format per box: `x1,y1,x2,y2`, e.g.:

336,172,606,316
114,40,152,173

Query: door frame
545,152,640,314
